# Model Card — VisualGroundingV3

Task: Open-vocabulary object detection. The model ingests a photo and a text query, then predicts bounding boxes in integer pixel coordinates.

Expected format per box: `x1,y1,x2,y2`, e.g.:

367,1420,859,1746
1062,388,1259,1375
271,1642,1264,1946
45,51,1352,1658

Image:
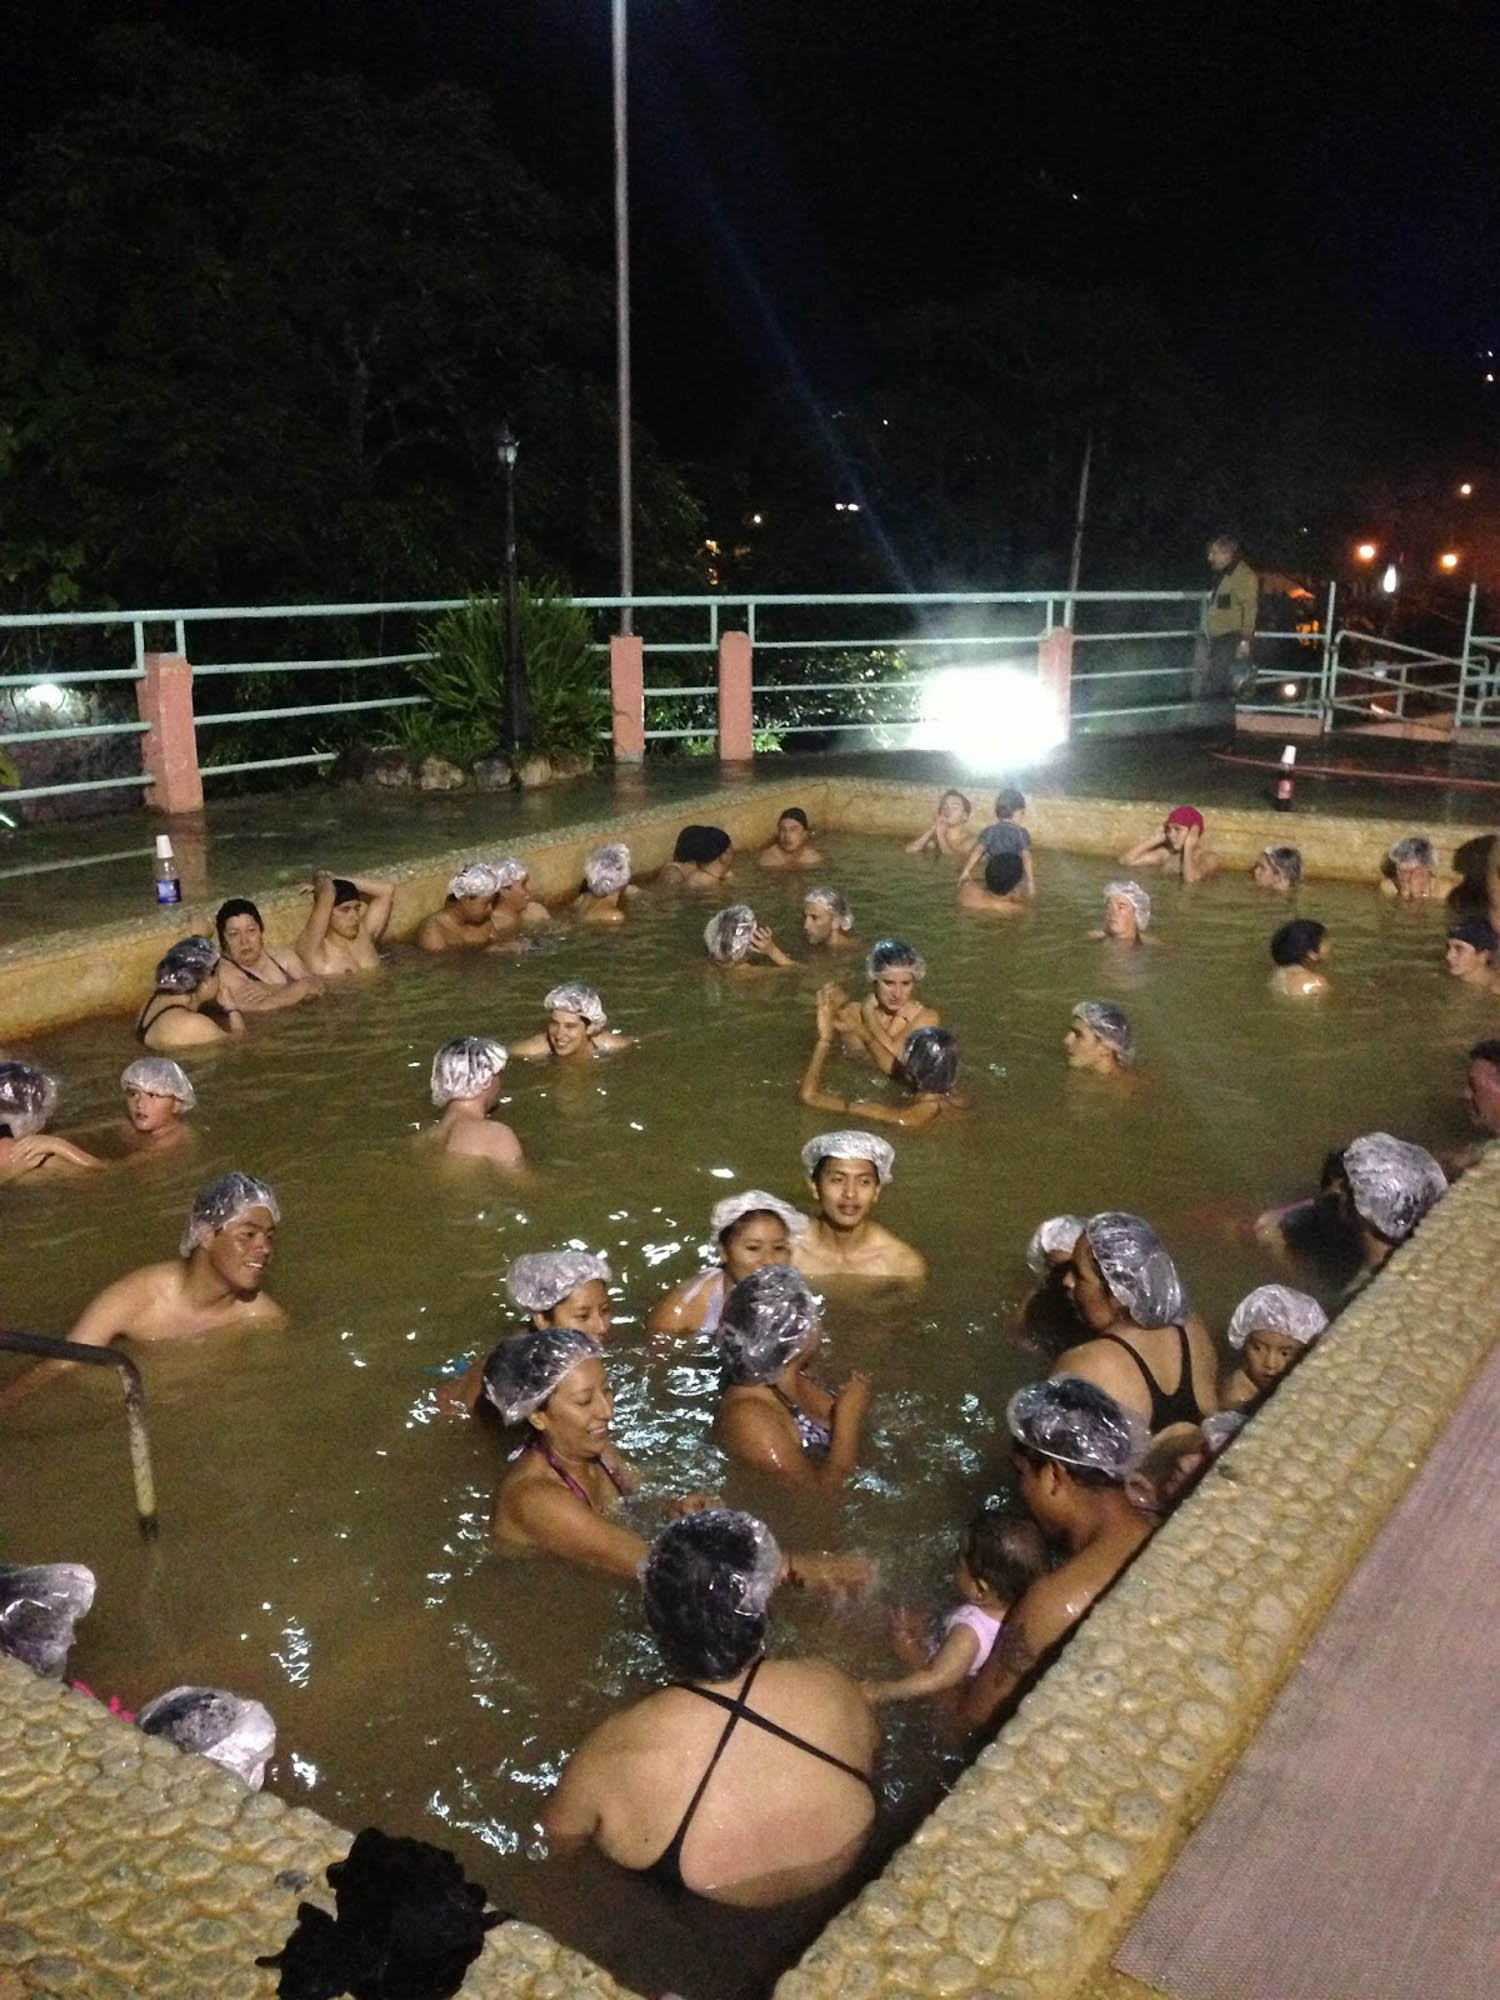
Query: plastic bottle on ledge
1274,745,1296,812
154,834,182,905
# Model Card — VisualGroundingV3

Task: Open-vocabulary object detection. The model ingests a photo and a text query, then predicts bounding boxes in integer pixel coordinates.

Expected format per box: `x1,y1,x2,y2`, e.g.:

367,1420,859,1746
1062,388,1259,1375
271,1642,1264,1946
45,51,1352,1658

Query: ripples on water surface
0,835,1483,1996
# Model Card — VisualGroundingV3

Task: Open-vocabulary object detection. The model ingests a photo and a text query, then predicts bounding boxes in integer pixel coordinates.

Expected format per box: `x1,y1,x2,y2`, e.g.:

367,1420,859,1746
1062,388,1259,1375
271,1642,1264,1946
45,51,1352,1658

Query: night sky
6,0,1499,458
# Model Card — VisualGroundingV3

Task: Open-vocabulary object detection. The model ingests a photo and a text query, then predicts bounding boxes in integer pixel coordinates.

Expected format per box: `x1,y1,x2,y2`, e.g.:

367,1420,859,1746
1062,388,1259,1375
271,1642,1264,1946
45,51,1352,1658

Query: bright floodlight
1459,482,1473,497
1355,541,1377,562
913,665,1066,768
1381,563,1398,594
1439,551,1460,571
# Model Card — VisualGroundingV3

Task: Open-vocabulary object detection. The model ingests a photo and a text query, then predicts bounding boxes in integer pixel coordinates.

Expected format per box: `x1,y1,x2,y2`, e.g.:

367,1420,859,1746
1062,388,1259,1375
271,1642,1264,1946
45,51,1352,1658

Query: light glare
914,665,1065,767
1439,551,1460,571
1355,541,1377,562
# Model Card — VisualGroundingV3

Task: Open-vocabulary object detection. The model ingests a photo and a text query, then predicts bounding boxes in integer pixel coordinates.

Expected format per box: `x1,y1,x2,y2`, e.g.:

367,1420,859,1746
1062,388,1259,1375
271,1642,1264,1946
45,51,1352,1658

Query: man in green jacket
1193,533,1259,701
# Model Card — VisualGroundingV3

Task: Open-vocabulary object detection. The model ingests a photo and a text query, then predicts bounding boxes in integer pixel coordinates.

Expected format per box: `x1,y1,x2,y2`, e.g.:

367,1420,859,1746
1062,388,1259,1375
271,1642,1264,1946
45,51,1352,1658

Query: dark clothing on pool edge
1092,1325,1203,1430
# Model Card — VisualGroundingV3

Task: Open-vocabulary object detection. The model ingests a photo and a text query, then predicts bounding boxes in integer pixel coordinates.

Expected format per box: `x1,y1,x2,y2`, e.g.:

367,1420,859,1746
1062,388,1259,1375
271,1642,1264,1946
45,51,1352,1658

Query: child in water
862,1510,1047,1704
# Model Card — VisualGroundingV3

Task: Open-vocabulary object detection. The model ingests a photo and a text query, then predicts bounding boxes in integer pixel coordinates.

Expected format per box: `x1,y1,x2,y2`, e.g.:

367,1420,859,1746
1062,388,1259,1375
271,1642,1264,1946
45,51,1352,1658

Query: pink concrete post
609,634,645,763
136,653,204,814
1036,626,1074,734
717,630,754,762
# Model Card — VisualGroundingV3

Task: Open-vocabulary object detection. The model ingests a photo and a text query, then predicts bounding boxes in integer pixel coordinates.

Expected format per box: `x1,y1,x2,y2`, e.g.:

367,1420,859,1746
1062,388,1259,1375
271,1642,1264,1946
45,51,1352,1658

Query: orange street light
1439,551,1461,571
1355,541,1378,562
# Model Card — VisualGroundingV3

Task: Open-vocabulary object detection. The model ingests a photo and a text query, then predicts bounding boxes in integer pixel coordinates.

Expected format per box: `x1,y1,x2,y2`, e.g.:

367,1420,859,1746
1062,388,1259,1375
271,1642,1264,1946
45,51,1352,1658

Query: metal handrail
0,1329,158,1536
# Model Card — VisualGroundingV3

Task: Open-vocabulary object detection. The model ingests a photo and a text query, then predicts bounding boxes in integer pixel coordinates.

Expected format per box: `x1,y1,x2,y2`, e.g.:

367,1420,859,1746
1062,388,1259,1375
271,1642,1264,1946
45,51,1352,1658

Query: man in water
415,863,502,952
510,985,635,1062
829,939,940,1076
758,807,823,871
428,1038,524,1169
959,1378,1154,1728
793,1131,926,1281
296,871,395,975
215,898,325,1011
801,887,860,954
488,858,551,940
0,1174,283,1409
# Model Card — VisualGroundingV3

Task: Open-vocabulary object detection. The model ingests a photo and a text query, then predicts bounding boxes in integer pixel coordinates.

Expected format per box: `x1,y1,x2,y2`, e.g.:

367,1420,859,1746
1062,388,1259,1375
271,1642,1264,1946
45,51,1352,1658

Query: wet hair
214,898,263,946
960,1510,1047,1602
1470,1038,1500,1069
994,787,1026,817
1271,918,1326,966
940,789,972,815
778,807,810,829
1259,845,1303,886
984,850,1025,897
330,878,363,907
1448,916,1499,959
673,824,732,866
895,1026,959,1094
641,1510,781,1682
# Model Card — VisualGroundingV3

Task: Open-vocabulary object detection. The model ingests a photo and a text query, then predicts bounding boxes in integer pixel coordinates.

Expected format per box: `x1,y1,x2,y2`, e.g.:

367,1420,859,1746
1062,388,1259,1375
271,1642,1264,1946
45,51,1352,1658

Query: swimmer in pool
439,1247,615,1416
415,863,503,952
1089,880,1156,947
1444,917,1500,991
0,1172,284,1410
828,939,940,1075
1120,805,1220,881
486,857,551,939
758,806,823,871
1269,917,1330,998
801,886,859,954
1258,1132,1446,1291
1252,845,1303,893
957,786,1035,895
957,849,1029,916
704,904,795,968
0,1062,104,1182
136,938,245,1051
509,984,635,1061
714,1265,872,1489
1380,834,1440,900
119,1058,196,1155
573,842,635,925
648,1190,805,1335
427,1037,523,1169
296,871,395,975
658,824,735,890
906,788,976,858
542,1510,879,1906
1063,1000,1136,1077
1219,1284,1328,1414
800,986,965,1130
1019,1215,1087,1352
861,1510,1047,1706
793,1130,927,1282
1050,1212,1219,1429
214,899,325,1011
1467,1039,1500,1140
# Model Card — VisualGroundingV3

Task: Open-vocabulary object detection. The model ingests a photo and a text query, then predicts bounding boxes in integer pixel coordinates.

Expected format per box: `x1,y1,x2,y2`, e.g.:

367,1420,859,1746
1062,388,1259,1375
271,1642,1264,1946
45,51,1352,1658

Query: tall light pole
613,0,634,635
496,421,531,758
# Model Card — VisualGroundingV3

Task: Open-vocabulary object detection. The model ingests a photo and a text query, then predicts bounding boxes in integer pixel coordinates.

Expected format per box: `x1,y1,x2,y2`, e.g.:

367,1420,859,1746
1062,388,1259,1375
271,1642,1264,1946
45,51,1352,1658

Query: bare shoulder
877,1229,927,1280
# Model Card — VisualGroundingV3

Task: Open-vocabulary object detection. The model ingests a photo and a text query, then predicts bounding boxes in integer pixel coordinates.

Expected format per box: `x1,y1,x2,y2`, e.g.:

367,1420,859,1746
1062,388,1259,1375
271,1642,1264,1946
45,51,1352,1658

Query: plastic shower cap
1260,844,1303,886
1072,1000,1135,1065
1025,1214,1086,1276
1009,1376,1146,1478
180,1172,280,1257
137,1687,278,1790
897,1026,959,1094
584,842,632,897
641,1510,783,1681
0,1061,59,1138
1200,1410,1246,1456
1104,880,1152,929
1082,1211,1187,1326
491,856,530,891
1343,1132,1447,1243
154,936,220,993
0,1563,95,1677
1388,835,1436,870
120,1057,197,1110
481,1325,602,1423
544,983,606,1028
448,861,502,901
505,1248,613,1314
803,886,853,930
800,1128,895,1184
430,1035,507,1106
718,1264,820,1385
710,1189,807,1242
866,937,926,981
704,903,758,964
1226,1284,1329,1351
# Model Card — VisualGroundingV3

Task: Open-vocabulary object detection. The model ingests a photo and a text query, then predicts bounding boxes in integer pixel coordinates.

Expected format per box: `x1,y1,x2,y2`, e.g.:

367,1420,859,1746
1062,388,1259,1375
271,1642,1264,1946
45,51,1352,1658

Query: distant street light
1380,563,1399,594
1439,551,1461,571
1355,541,1377,562
496,422,531,758
1459,482,1474,497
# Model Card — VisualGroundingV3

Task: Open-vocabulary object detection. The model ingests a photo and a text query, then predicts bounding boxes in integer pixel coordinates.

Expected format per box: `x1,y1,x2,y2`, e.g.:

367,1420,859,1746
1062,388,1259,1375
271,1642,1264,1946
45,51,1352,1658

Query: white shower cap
153,936,220,993
866,938,926,981
710,1189,808,1243
1104,881,1151,929
448,861,502,901
491,856,531,891
505,1248,613,1314
1082,1211,1186,1326
1387,835,1436,871
1007,1376,1147,1480
1025,1214,1086,1276
430,1035,508,1106
800,1129,895,1185
1072,1000,1135,1066
704,904,759,964
1343,1133,1447,1243
718,1265,820,1385
544,983,606,1028
0,1062,59,1138
803,887,853,931
137,1687,277,1790
1226,1284,1328,1351
481,1326,602,1422
120,1057,197,1109
0,1563,95,1677
585,842,632,896
180,1173,280,1256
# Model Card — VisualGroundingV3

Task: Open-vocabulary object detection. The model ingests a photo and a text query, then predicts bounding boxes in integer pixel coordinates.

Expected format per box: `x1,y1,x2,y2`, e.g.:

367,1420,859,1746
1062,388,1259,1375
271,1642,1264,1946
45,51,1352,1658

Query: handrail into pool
0,1329,158,1537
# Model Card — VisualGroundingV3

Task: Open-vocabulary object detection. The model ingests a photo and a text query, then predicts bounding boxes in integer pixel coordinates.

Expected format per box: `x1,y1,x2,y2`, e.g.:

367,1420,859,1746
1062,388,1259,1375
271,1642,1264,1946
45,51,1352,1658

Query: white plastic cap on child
120,1057,197,1109
1025,1214,1086,1276
1225,1284,1328,1351
429,1036,507,1106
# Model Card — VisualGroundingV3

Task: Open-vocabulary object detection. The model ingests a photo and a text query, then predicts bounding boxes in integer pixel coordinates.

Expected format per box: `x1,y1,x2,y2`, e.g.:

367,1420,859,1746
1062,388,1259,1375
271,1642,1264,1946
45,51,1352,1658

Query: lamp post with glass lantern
496,422,530,758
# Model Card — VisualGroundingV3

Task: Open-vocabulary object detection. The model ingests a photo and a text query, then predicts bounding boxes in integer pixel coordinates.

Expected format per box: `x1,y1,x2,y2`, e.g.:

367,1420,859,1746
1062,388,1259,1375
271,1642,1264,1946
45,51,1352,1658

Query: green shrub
412,587,608,763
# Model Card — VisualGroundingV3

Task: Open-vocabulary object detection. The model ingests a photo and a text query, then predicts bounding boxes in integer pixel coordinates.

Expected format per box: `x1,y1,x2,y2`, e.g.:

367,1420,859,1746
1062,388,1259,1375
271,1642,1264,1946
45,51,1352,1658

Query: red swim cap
1166,806,1205,831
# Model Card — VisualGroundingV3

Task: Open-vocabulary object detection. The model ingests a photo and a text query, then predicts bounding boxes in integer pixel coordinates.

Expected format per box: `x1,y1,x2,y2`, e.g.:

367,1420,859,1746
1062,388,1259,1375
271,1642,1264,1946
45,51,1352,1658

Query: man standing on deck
1193,533,1259,704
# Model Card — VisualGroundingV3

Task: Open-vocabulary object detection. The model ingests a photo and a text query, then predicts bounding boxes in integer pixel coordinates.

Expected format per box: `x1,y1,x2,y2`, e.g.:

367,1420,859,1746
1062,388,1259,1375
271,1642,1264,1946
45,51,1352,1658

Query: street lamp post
613,0,633,636
496,422,530,759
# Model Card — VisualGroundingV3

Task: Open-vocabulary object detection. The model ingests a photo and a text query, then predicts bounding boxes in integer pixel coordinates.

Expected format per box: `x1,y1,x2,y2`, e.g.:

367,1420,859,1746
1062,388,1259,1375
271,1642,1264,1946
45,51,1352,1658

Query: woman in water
440,1248,613,1415
0,1062,104,1182
135,938,245,1052
713,1264,871,1489
703,904,795,968
509,984,635,1061
215,898,325,1010
658,824,735,889
828,938,940,1075
799,986,964,1130
648,1190,806,1335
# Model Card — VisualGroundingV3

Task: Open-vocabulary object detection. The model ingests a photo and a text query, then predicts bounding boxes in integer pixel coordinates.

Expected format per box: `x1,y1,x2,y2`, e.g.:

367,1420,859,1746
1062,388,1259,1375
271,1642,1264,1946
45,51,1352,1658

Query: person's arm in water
956,840,985,883
718,1372,872,1491
1021,848,1036,896
798,1013,942,1129
0,1132,106,1180
862,1609,982,1704
500,1477,653,1579
540,1730,610,1853
0,1268,153,1408
295,871,337,961
749,924,795,968
352,875,395,943
906,822,941,855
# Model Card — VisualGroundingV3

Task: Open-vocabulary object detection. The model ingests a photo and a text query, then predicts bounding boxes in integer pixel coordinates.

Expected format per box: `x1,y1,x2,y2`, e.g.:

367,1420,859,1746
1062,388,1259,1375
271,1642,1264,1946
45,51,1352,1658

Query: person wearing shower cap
704,903,795,968
427,1036,523,1169
119,1057,196,1156
1380,834,1440,901
511,984,636,1061
793,1129,926,1282
135,937,245,1052
799,987,965,1131
1064,1000,1136,1074
658,823,735,889
415,861,503,952
715,1265,872,1488
1050,1212,1219,1431
1444,915,1500,991
801,886,859,954
487,856,551,939
958,1376,1155,1728
0,1061,104,1183
649,1190,805,1335
1,1172,284,1411
543,1508,879,1903
1026,1215,1086,1278
827,937,940,1076
758,805,823,872
1253,844,1303,892
572,841,636,926
1090,880,1156,947
439,1247,613,1419
295,869,395,977
1020,1216,1088,1353
1120,804,1220,882
1220,1284,1328,1412
137,1686,277,1789
0,1563,96,1676
1340,1132,1446,1267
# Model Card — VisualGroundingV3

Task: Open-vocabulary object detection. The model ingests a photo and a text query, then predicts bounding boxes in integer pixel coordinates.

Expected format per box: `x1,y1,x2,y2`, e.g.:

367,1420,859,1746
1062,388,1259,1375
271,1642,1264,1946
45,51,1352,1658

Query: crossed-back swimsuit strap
1092,1324,1201,1430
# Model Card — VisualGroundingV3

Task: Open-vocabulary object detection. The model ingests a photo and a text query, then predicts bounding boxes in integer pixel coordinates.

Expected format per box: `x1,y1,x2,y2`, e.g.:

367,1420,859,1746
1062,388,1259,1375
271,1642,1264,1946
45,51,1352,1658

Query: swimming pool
0,827,1487,1997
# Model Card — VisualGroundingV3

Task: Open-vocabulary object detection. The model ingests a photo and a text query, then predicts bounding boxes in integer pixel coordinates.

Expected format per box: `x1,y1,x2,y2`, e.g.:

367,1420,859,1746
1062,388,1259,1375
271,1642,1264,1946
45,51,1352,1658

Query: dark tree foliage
0,26,703,610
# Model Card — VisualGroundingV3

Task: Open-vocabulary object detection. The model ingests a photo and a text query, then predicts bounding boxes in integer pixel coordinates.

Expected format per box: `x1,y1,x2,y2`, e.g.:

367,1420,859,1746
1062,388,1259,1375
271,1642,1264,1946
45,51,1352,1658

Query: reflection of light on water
912,664,1066,767
273,1617,313,1688
291,1751,320,1787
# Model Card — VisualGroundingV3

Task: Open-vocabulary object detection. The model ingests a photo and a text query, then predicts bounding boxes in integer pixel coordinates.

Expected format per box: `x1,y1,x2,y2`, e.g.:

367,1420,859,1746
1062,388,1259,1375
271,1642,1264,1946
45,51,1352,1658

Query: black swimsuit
134,997,191,1045
1093,1324,1202,1430
646,1657,877,1893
